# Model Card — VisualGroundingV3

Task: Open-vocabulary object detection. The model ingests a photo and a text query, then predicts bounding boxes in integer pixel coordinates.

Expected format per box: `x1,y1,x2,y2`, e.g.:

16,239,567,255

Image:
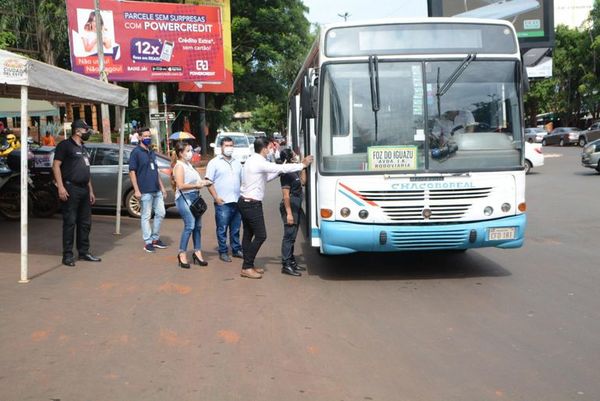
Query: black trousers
237,197,267,270
61,183,92,260
279,197,302,266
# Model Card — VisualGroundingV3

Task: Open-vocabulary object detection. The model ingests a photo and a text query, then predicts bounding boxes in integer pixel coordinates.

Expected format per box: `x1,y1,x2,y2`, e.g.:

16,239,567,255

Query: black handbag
179,190,207,217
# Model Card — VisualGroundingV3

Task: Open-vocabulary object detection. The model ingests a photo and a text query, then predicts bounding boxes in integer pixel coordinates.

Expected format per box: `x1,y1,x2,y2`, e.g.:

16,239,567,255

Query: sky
302,0,429,25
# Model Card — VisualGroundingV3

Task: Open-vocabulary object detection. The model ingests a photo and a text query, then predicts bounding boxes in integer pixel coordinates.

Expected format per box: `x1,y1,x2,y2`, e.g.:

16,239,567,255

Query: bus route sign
367,146,418,171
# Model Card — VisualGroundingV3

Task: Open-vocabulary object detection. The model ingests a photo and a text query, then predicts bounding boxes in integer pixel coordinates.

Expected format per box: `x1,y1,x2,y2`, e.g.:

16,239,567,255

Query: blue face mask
142,137,152,146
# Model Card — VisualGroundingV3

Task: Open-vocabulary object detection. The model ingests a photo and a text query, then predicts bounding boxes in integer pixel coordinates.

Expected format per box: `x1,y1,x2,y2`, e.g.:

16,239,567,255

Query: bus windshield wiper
436,53,477,98
368,55,380,141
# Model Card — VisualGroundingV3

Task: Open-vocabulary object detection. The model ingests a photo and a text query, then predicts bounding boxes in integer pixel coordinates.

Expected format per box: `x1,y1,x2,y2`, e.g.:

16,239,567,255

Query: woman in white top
172,142,212,268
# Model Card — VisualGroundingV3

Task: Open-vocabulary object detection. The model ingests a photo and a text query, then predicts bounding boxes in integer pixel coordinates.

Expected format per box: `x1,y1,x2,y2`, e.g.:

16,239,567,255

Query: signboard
367,146,418,171
150,112,176,120
428,0,555,49
66,0,233,85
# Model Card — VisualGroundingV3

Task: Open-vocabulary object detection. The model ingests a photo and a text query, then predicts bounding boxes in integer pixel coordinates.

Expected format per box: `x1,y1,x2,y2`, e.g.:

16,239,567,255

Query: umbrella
169,131,195,140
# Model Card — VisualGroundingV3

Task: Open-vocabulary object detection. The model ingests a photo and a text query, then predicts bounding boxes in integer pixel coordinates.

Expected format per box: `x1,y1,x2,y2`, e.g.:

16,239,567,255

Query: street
1,146,599,401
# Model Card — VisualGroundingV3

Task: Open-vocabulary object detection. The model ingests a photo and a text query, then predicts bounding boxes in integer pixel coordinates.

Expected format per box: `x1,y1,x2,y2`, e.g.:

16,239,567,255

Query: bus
288,18,528,255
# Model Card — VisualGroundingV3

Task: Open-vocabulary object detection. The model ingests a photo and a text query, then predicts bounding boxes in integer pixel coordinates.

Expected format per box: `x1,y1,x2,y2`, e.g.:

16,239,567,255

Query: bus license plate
488,227,516,241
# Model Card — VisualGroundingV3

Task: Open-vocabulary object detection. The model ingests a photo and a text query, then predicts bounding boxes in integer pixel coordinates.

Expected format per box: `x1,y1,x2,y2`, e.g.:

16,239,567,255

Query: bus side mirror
301,86,318,119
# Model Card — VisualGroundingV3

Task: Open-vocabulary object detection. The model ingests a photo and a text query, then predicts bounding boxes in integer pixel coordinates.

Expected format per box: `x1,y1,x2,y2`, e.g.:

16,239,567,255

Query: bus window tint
426,60,522,171
320,62,425,173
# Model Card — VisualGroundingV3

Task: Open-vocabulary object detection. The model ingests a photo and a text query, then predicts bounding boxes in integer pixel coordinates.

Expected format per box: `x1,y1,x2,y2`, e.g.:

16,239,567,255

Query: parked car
210,132,252,163
581,138,600,173
577,121,600,147
524,127,547,143
524,141,544,174
541,127,582,146
32,144,176,218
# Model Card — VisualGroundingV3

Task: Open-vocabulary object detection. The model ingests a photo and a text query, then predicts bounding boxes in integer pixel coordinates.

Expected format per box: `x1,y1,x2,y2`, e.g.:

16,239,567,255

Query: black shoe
219,253,232,263
192,253,208,266
281,265,301,276
290,261,306,271
79,253,101,262
178,253,190,269
62,258,76,267
232,250,244,259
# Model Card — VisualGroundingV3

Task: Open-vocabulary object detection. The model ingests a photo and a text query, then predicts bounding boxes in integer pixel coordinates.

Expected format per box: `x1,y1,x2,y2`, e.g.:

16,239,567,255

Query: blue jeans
140,191,165,244
214,202,242,254
176,192,202,253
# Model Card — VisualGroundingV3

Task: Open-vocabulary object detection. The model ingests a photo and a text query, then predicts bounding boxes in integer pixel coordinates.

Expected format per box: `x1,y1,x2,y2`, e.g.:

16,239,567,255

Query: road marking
543,153,563,158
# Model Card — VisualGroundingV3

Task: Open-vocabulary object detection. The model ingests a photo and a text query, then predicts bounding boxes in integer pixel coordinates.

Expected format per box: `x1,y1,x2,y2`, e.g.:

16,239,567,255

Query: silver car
524,127,547,143
581,138,600,173
34,143,175,217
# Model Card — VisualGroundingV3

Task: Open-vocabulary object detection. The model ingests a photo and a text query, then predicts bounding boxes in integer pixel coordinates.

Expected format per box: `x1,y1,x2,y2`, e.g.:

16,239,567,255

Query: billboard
66,0,233,88
428,0,554,49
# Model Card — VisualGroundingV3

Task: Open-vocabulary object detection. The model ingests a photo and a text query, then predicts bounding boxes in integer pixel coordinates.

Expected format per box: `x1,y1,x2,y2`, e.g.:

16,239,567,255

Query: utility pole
94,0,112,143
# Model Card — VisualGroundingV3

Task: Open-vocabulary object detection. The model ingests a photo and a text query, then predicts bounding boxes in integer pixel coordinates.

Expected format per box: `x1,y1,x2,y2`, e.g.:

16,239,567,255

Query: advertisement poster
428,0,553,47
66,0,233,87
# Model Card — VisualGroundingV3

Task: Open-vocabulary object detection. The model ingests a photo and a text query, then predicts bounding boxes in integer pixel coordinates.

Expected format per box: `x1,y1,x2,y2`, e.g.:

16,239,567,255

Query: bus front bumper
318,214,526,255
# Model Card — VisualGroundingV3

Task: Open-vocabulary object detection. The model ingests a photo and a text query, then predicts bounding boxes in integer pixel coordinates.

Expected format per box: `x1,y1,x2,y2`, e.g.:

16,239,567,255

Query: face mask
142,137,152,146
184,150,193,161
80,130,91,141
223,146,234,157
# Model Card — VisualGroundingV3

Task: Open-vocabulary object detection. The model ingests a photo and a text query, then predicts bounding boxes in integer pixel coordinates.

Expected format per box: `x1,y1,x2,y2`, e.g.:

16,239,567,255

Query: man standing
52,119,101,266
237,138,313,279
205,136,243,263
129,127,168,253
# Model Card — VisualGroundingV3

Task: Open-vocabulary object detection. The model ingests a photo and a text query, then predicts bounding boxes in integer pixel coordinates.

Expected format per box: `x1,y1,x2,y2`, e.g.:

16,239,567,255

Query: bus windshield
319,60,522,173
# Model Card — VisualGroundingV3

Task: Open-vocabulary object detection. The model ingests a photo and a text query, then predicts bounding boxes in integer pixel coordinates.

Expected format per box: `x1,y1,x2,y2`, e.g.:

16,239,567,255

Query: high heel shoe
192,253,208,266
178,253,190,269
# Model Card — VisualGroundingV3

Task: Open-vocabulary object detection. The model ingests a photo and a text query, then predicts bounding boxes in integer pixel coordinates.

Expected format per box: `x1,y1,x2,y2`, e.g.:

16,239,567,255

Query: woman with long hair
81,11,113,53
172,142,212,268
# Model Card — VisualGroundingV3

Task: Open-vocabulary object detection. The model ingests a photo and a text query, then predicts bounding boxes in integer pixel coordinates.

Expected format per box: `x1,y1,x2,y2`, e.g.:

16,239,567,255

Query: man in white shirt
237,138,314,279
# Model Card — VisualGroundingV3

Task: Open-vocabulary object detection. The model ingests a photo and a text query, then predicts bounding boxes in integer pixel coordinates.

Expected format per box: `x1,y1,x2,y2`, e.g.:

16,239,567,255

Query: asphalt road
0,145,599,401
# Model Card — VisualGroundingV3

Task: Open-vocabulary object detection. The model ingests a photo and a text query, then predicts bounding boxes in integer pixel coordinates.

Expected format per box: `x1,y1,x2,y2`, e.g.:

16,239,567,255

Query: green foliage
526,2,600,126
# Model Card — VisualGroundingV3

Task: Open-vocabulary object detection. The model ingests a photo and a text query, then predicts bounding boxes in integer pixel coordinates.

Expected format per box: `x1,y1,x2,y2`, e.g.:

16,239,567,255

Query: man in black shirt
52,119,101,266
278,149,307,276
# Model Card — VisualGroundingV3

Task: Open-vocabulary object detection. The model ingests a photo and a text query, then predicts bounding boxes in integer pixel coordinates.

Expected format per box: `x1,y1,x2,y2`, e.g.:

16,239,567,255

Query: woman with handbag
172,142,212,268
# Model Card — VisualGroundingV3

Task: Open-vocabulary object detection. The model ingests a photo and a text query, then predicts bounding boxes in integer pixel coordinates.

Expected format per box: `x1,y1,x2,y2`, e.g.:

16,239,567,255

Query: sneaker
152,239,168,249
144,243,155,253
219,253,232,263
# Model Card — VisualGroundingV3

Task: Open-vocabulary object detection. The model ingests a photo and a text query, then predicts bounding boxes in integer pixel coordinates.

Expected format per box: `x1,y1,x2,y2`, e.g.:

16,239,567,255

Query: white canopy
0,49,129,283
0,49,128,106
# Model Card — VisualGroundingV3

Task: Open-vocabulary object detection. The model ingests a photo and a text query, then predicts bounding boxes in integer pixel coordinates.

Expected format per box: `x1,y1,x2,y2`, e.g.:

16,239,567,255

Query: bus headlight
501,203,511,212
484,206,494,216
358,210,369,219
340,207,351,217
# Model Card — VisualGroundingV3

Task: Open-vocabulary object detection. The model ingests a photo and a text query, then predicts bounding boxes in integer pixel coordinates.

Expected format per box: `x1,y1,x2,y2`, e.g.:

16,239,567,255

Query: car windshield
218,135,248,147
319,60,522,173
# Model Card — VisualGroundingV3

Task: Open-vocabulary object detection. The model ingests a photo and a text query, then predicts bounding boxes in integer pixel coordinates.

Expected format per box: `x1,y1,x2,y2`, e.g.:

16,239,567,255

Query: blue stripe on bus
318,214,527,255
338,189,364,206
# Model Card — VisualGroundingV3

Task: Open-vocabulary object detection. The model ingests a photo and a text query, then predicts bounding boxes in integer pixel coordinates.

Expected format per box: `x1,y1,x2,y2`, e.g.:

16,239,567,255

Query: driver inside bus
432,109,476,139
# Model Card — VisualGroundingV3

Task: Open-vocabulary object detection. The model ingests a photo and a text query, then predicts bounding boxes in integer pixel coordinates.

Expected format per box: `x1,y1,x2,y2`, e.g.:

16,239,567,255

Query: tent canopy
0,49,128,106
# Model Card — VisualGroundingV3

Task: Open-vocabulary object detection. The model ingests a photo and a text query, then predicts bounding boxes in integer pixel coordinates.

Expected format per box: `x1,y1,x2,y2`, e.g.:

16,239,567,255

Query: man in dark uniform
52,119,101,266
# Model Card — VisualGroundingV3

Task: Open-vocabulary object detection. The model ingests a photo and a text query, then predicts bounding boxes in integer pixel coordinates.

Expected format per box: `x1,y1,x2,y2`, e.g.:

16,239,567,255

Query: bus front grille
389,229,469,249
381,204,471,221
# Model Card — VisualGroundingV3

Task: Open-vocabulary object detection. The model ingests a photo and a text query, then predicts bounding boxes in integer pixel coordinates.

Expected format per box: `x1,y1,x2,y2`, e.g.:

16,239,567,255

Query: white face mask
223,146,234,157
184,150,193,161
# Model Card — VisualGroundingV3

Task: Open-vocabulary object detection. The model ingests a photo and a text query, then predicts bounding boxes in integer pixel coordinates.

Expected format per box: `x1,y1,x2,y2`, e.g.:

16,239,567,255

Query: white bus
288,18,528,255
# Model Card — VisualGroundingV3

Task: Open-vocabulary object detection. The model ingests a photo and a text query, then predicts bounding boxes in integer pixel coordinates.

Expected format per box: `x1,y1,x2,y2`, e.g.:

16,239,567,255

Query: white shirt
240,153,304,201
174,160,201,199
